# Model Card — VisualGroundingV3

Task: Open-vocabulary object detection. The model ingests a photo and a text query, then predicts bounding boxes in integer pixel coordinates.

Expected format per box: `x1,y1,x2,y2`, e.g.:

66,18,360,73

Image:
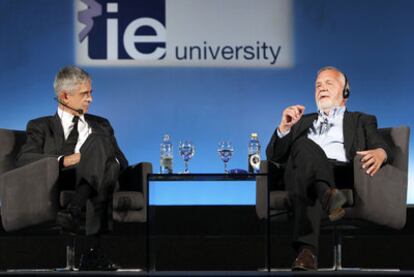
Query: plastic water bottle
248,133,261,173
160,134,173,174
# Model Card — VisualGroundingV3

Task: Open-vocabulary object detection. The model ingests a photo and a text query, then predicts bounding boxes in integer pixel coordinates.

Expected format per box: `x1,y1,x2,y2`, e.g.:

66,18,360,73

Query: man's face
63,80,92,114
315,69,346,113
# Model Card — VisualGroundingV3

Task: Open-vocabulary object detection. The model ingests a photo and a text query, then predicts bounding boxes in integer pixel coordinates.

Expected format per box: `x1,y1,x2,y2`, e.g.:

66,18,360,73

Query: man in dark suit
266,66,391,271
17,65,127,270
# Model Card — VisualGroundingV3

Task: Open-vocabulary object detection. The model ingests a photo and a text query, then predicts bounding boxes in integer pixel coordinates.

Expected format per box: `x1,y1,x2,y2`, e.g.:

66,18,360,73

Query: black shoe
322,188,347,222
56,210,80,235
79,247,120,271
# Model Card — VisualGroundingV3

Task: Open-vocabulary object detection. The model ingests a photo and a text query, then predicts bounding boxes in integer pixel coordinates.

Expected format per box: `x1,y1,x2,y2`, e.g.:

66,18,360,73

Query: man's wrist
379,148,388,164
278,124,290,133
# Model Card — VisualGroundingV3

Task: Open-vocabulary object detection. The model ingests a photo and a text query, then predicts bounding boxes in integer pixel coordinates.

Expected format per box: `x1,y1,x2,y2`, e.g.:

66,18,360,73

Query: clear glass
179,140,195,174
217,141,234,174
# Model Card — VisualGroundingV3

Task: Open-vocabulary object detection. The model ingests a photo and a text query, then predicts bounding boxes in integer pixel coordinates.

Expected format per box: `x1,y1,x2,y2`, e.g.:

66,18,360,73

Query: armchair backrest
378,126,410,172
0,129,26,175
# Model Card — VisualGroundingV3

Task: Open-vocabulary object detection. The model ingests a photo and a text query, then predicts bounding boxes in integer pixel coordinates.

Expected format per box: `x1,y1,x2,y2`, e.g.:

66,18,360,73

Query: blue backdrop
0,0,413,205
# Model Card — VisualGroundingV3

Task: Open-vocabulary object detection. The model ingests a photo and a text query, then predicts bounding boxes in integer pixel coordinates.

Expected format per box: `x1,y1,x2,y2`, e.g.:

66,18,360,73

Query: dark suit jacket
17,113,128,170
266,111,392,164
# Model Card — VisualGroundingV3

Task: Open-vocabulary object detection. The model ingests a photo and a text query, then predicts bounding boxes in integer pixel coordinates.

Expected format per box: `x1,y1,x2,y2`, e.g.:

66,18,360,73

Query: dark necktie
62,116,79,155
319,117,330,134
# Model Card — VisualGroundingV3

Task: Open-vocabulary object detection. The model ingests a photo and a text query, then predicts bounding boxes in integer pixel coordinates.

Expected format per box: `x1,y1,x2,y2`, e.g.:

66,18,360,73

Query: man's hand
278,105,305,133
63,153,81,168
356,148,387,177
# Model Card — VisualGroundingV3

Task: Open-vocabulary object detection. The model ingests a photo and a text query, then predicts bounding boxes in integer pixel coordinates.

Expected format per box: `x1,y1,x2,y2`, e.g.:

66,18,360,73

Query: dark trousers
284,137,352,252
58,133,120,235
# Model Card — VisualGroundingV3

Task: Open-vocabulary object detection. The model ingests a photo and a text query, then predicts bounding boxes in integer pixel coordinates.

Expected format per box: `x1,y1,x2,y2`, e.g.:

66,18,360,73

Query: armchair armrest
114,162,152,223
256,160,284,220
118,162,153,196
347,156,408,229
0,157,59,232
256,161,269,220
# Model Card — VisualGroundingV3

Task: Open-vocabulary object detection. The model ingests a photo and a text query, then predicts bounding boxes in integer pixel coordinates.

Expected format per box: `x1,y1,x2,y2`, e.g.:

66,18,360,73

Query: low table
146,173,266,271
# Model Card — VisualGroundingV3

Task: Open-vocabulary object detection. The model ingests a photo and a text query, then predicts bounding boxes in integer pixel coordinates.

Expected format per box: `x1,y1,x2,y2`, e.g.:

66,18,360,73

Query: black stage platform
1,270,414,276
1,206,414,273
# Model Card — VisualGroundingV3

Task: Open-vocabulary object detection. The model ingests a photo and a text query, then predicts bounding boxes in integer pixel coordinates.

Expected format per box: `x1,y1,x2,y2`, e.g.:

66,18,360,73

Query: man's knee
105,159,120,183
100,159,120,193
81,134,114,155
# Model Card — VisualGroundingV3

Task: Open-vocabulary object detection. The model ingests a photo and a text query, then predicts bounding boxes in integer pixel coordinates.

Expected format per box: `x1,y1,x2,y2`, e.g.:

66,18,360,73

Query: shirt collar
318,106,346,121
57,107,85,124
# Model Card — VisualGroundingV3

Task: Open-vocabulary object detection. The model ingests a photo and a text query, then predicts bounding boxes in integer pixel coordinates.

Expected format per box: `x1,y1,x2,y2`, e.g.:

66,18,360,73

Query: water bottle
160,134,173,174
248,133,261,173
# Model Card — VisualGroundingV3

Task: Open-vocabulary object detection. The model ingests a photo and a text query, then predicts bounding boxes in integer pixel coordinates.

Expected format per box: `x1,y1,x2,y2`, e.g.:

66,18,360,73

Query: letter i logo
76,0,166,62
106,2,118,60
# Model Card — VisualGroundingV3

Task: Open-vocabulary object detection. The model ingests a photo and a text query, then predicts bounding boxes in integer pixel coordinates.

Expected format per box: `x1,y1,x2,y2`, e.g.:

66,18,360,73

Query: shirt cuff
58,155,64,169
277,128,290,138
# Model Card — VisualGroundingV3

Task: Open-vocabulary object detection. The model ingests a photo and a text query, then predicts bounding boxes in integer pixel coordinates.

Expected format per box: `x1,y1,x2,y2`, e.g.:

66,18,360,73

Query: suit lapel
84,115,98,134
343,111,357,159
295,113,317,138
52,113,65,151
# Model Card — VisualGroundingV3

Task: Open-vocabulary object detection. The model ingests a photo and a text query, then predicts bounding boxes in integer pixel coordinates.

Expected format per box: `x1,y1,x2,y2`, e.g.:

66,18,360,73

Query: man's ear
60,92,69,102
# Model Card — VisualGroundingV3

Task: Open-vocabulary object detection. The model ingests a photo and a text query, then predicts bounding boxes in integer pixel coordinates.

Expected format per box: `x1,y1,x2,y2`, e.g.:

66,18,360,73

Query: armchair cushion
269,191,291,210
112,191,145,222
113,191,145,211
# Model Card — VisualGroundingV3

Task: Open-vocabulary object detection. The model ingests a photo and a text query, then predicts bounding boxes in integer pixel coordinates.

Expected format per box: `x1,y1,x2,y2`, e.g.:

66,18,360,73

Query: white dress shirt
307,106,347,162
57,107,92,153
277,106,348,162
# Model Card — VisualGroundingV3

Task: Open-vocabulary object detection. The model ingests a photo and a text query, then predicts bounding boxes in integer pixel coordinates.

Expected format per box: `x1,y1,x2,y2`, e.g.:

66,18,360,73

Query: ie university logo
76,0,166,62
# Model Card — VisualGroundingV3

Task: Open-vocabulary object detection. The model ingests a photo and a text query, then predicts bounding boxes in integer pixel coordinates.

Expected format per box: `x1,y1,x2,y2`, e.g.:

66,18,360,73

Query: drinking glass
217,141,234,173
179,141,195,174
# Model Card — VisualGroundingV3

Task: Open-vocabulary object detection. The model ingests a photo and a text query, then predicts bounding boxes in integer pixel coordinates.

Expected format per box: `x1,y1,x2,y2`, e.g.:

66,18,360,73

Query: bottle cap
251,133,258,138
163,134,170,141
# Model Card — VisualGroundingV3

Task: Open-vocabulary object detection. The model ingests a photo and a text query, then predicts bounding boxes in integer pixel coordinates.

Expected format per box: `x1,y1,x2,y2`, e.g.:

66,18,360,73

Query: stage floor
2,270,414,276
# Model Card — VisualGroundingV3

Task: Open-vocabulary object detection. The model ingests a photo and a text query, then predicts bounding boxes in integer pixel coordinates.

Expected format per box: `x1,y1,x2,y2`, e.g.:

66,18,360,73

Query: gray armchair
0,128,152,269
256,126,410,270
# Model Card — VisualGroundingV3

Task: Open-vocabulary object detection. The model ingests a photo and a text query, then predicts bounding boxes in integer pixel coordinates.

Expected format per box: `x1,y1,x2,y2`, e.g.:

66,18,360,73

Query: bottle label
248,154,260,173
160,156,173,174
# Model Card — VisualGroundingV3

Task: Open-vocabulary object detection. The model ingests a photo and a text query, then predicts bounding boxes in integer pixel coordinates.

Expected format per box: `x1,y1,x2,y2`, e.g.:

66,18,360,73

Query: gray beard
316,101,335,114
